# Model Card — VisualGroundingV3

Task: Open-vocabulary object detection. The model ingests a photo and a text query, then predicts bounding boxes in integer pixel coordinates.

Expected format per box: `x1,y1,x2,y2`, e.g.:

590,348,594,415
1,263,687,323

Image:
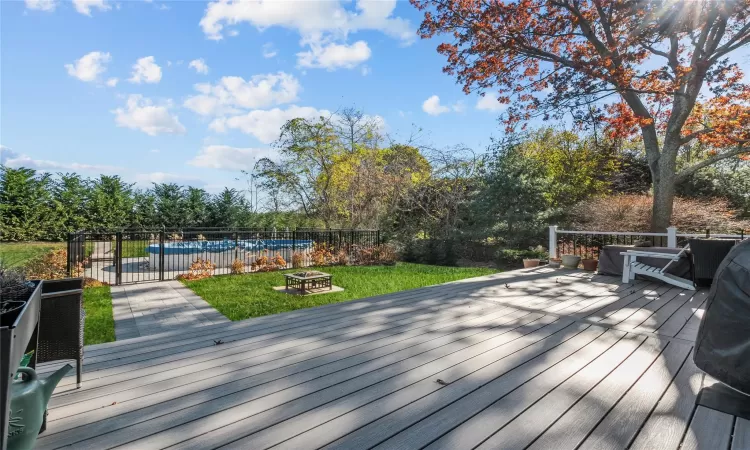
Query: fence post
666,226,677,248
548,225,558,259
115,232,123,286
158,230,165,281
66,232,72,276
376,230,381,246
292,229,296,253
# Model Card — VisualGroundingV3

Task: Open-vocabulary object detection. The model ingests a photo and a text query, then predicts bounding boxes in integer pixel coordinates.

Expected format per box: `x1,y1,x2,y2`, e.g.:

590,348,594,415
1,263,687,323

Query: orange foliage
412,0,750,158
176,259,216,281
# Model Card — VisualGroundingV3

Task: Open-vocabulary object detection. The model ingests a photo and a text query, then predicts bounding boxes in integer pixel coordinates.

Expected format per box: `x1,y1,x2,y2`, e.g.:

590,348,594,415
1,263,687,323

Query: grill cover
694,238,750,394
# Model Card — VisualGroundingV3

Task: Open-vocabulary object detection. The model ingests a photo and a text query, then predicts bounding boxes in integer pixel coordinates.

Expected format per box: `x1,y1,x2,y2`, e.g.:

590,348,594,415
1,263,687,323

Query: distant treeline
0,167,316,241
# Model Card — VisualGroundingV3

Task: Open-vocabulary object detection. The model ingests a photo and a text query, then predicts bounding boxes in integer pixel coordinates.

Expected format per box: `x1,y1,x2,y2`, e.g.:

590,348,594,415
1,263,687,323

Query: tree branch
675,144,749,182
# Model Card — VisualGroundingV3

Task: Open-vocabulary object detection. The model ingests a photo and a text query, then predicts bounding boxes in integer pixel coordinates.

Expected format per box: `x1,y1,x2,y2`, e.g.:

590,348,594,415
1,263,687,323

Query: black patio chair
37,278,85,388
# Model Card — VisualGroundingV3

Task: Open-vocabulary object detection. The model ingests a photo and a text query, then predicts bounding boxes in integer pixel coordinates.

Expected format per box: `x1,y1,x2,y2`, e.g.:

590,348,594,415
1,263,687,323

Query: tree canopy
412,0,750,230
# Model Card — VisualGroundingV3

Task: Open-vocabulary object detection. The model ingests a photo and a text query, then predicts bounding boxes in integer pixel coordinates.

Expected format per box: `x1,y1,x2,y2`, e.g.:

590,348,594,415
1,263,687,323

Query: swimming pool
146,239,315,270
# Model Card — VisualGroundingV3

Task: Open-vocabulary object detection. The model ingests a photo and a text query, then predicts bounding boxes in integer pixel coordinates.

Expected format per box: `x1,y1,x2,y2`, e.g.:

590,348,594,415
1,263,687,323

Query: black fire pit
284,271,332,294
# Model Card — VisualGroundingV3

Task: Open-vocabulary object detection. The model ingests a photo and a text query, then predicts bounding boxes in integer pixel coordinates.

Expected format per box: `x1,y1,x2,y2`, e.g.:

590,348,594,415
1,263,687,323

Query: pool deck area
36,267,746,450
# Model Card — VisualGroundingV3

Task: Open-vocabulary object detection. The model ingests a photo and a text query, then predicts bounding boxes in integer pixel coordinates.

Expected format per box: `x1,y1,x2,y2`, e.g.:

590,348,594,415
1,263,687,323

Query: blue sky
0,0,507,192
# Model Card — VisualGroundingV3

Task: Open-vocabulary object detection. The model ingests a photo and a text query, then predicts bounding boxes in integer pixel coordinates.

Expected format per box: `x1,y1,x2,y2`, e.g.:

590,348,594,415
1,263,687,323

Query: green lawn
120,239,150,258
0,241,65,268
83,286,116,345
181,263,499,321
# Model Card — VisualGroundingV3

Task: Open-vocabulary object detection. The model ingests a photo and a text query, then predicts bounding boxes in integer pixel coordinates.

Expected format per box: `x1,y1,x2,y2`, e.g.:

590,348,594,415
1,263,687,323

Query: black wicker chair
689,239,738,287
37,278,85,388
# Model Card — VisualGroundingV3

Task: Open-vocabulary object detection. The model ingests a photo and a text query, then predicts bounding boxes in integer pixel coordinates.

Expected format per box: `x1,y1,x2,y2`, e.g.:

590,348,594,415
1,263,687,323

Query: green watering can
7,364,72,450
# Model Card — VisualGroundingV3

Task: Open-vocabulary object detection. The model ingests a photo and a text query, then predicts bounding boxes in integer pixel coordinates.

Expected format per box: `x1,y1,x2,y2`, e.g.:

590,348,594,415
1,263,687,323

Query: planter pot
548,258,562,269
522,258,540,268
582,259,599,271
561,255,581,269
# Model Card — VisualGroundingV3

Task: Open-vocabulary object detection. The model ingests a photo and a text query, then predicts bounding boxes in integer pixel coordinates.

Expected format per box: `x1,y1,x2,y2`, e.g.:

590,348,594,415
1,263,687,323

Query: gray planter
561,255,581,269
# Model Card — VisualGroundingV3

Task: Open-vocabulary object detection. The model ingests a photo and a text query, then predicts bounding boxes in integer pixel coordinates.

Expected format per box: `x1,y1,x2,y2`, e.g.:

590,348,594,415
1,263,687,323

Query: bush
495,245,547,267
353,244,397,265
24,248,70,280
231,258,245,275
291,251,305,268
309,243,336,266
568,194,750,232
176,259,216,281
251,251,287,272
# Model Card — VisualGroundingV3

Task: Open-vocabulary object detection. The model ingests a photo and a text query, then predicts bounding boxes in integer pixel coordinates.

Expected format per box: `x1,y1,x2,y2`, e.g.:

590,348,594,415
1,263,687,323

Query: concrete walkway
110,281,230,340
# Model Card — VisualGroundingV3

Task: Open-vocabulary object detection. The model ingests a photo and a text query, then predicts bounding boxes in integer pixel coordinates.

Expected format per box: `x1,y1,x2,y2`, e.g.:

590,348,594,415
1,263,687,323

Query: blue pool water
146,239,314,255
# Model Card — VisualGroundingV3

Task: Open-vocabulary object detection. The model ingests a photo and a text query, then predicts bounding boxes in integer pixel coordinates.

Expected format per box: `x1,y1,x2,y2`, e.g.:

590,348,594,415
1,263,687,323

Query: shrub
291,251,305,268
354,244,398,266
336,249,349,266
231,258,245,275
24,248,70,280
176,259,216,281
568,194,750,232
251,251,287,272
495,245,547,267
310,243,336,266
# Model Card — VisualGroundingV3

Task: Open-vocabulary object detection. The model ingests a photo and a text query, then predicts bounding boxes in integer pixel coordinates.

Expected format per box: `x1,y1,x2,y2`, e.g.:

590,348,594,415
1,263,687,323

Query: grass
83,286,116,345
0,241,65,268
120,239,150,258
182,263,499,321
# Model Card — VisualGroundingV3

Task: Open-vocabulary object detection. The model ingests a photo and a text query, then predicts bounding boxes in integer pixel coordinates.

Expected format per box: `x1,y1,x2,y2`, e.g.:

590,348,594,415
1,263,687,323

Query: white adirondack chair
621,246,695,290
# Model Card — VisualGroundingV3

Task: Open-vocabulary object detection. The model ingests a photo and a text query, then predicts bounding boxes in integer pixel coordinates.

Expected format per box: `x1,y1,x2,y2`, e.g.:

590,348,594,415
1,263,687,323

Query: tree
412,0,750,230
86,175,134,230
152,183,186,228
0,167,58,240
52,173,90,237
474,138,557,248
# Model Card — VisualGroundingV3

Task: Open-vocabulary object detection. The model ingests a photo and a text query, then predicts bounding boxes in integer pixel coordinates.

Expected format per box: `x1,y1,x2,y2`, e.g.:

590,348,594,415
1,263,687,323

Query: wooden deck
35,267,743,450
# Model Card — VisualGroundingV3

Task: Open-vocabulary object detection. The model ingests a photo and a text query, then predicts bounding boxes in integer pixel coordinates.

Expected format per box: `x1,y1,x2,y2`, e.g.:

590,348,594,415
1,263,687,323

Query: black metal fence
67,228,380,285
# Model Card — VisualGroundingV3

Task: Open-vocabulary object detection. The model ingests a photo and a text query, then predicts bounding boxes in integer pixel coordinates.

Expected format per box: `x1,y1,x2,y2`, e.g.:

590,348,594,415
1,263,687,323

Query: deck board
35,268,727,450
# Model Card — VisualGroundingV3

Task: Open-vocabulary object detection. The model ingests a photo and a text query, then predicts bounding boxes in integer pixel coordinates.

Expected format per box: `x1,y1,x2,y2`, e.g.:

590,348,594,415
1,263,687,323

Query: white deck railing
548,226,747,258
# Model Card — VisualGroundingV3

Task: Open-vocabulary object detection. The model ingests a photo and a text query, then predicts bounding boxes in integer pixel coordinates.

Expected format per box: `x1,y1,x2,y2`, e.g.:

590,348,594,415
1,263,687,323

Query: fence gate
68,228,381,286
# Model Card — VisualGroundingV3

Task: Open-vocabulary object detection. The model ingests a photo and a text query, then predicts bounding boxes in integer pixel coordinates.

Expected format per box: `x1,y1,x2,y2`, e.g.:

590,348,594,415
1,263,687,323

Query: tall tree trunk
651,174,675,232
649,135,680,232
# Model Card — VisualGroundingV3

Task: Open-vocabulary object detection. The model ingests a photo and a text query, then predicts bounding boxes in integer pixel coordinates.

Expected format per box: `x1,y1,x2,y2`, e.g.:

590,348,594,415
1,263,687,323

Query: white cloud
199,0,413,43
452,101,466,113
2,147,118,173
188,58,209,75
228,29,240,37
422,95,450,116
106,77,118,87
135,172,204,186
150,149,160,153
72,0,111,16
262,42,277,59
25,0,56,12
297,39,371,70
65,51,111,83
129,56,162,84
113,94,186,136
188,145,276,170
184,72,301,116
361,65,372,76
476,94,507,112
209,105,330,144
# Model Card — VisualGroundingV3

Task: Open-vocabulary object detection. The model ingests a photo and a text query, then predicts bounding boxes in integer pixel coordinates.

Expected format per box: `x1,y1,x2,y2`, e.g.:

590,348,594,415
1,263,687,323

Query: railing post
158,230,165,281
376,230,380,246
115,232,123,286
66,232,72,276
548,225,558,259
667,226,677,248
292,229,296,253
